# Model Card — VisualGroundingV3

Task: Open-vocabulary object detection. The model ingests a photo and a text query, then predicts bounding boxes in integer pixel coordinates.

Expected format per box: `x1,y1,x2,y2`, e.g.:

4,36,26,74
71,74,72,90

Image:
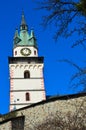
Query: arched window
15,51,17,56
26,92,30,101
24,70,30,78
34,50,36,55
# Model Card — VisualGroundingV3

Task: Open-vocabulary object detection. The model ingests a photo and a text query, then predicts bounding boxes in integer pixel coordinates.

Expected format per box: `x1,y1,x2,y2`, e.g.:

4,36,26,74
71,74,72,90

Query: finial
31,29,34,37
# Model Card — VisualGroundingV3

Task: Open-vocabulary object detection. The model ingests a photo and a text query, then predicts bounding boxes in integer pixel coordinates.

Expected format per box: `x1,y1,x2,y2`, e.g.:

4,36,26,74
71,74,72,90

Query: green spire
20,11,28,31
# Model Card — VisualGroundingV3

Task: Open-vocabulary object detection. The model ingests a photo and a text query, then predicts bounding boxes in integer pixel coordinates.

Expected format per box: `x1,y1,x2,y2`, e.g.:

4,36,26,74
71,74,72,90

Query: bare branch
36,0,86,47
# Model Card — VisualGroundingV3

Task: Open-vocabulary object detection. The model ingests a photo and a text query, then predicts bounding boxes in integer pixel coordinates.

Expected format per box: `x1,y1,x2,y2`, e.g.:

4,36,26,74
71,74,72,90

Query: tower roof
13,12,37,48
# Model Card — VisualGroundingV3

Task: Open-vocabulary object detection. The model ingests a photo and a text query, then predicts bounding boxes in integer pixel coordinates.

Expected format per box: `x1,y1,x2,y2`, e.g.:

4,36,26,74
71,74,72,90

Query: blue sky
0,0,86,114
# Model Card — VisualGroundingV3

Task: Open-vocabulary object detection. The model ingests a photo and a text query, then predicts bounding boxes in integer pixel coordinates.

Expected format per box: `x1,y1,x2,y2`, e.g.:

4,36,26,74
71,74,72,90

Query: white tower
9,13,46,111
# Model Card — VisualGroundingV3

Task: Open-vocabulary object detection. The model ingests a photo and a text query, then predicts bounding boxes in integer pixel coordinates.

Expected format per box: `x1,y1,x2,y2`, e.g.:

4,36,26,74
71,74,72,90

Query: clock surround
20,48,31,56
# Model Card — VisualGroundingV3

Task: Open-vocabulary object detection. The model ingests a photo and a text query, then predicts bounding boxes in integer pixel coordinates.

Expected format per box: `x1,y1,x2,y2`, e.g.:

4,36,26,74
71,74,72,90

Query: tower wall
9,62,46,111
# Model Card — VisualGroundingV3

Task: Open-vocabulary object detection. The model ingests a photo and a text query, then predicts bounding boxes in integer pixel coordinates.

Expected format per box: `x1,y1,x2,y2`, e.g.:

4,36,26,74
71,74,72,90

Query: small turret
13,28,21,46
28,29,37,48
14,28,19,38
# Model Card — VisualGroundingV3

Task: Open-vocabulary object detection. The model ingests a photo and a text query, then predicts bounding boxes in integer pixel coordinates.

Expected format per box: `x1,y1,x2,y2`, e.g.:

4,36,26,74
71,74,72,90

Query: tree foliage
37,0,86,47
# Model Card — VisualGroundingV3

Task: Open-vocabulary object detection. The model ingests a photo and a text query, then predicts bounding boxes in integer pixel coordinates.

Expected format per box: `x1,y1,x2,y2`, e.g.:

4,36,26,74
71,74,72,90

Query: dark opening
15,51,17,55
24,71,30,78
34,50,36,55
26,92,30,101
12,116,25,130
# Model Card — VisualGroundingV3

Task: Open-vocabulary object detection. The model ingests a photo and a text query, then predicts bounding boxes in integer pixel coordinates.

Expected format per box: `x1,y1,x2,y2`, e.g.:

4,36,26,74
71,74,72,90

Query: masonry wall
0,94,86,130
0,121,12,130
22,96,86,130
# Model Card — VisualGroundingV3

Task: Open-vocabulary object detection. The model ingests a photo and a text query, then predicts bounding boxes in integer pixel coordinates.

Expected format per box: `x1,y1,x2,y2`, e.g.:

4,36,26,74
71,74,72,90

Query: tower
9,13,46,111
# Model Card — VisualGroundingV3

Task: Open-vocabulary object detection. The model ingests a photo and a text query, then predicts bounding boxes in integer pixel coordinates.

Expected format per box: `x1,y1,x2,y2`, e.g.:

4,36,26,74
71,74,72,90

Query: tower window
15,51,17,55
26,92,30,101
34,50,36,55
24,71,30,78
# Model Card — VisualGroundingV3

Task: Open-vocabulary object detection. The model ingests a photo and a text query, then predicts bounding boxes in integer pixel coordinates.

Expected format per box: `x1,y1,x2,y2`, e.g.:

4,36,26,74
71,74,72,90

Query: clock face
20,48,31,56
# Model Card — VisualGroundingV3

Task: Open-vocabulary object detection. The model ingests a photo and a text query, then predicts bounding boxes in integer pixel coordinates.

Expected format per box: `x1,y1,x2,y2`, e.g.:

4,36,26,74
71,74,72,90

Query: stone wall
0,93,86,130
0,121,11,130
21,95,86,130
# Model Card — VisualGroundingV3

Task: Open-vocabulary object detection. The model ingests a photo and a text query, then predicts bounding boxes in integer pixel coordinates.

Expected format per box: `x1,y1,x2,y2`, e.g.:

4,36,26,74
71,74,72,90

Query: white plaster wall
10,91,45,104
9,63,46,111
11,79,44,90
13,46,38,57
9,64,43,78
10,104,28,110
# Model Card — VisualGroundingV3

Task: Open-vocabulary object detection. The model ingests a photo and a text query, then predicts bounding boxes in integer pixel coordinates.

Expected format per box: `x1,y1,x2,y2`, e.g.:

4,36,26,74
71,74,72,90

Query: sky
0,0,86,114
